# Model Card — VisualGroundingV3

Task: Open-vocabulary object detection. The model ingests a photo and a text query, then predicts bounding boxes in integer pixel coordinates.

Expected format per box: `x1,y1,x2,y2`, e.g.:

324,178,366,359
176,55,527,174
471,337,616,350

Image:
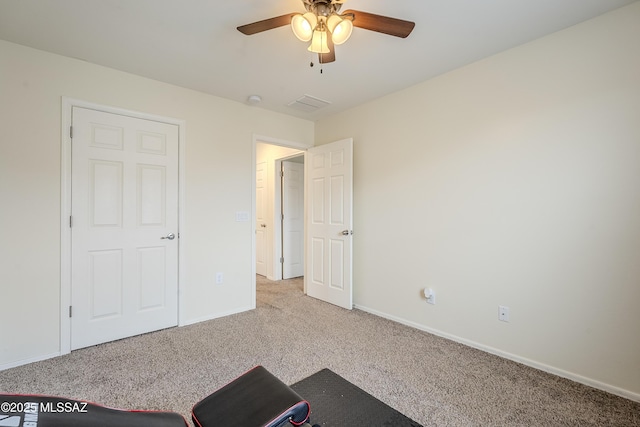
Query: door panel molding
60,97,186,355
256,160,268,276
305,138,353,309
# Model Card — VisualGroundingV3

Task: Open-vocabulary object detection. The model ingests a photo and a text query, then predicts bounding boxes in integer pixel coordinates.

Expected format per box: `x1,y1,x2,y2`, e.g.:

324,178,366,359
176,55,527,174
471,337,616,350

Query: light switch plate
235,211,249,222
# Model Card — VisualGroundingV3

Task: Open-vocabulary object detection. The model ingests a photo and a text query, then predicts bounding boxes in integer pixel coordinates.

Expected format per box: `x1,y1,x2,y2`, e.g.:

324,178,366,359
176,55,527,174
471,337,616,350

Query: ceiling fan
237,0,415,65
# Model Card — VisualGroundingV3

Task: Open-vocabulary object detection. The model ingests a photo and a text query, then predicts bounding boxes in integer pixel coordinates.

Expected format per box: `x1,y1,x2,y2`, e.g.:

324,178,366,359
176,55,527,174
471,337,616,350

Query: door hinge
280,170,284,177
280,257,284,263
69,306,73,318
69,215,73,227
70,126,73,139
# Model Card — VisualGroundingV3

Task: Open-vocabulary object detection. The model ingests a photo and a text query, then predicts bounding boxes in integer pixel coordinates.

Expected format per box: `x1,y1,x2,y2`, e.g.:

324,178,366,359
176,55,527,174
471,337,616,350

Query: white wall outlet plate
499,305,510,322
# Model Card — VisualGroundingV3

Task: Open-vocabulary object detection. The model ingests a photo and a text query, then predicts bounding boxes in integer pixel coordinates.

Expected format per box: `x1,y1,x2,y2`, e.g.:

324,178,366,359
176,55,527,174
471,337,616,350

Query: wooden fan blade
237,13,297,35
342,9,415,38
319,36,336,64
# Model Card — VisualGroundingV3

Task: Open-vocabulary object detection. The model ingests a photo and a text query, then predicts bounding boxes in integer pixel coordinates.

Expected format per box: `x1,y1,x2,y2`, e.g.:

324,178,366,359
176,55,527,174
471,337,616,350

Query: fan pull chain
309,57,323,74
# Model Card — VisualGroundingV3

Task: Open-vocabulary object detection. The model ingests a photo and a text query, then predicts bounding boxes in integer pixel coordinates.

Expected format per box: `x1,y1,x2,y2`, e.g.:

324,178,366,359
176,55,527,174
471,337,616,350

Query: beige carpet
1,276,638,426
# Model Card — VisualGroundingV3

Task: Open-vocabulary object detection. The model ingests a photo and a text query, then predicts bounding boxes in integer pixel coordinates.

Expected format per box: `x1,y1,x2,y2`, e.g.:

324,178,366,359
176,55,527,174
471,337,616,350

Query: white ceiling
1,0,636,120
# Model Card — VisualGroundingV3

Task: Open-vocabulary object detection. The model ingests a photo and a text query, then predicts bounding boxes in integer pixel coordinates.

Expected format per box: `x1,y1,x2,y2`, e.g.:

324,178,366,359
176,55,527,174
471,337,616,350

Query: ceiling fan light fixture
291,12,317,41
326,14,353,45
308,29,330,53
238,2,416,67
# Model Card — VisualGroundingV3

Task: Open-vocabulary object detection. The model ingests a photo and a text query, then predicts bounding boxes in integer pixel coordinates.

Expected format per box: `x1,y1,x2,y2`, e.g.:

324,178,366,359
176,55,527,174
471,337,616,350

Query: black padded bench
192,365,310,427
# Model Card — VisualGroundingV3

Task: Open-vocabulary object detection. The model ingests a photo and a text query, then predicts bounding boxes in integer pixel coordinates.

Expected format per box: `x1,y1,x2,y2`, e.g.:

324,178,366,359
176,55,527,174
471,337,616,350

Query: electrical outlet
215,272,224,285
498,305,510,322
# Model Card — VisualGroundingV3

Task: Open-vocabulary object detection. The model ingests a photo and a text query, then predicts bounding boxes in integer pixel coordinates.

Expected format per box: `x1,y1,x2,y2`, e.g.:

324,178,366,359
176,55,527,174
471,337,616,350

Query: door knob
261,224,267,228
161,233,176,240
341,230,353,236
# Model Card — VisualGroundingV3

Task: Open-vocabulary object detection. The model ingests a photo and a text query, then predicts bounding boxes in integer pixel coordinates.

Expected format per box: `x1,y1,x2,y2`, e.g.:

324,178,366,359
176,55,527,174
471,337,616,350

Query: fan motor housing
305,0,342,16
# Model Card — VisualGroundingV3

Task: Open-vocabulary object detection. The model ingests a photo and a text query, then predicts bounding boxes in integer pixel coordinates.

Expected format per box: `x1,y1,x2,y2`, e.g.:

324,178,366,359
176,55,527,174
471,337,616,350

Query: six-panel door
71,107,179,350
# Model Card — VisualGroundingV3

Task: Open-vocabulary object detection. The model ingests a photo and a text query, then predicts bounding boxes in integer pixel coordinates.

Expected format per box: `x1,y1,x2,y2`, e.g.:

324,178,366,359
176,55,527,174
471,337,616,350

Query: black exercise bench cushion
0,394,188,427
192,366,310,427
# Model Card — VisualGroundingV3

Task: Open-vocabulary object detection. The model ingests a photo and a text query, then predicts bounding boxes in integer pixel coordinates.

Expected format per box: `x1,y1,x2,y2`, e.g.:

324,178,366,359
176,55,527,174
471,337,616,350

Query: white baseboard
1,306,254,372
0,352,61,372
180,305,254,327
354,303,640,403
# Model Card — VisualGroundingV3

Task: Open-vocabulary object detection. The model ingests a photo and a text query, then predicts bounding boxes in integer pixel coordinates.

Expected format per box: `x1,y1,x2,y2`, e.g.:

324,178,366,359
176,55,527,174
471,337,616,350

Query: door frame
251,135,311,303
60,97,187,355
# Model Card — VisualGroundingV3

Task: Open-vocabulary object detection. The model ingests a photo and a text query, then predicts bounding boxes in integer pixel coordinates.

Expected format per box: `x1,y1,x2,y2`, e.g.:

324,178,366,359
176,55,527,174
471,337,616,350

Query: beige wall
315,3,640,398
2,2,639,401
0,40,314,368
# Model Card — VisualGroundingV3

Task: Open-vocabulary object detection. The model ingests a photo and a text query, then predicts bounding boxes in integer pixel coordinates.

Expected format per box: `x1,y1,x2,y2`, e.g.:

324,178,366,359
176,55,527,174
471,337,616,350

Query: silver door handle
261,224,267,227
161,233,176,240
341,230,353,236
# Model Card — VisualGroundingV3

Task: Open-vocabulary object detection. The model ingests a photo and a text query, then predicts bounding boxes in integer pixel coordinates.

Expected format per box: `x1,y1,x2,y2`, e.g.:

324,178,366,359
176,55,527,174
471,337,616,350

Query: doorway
255,141,305,281
251,136,354,310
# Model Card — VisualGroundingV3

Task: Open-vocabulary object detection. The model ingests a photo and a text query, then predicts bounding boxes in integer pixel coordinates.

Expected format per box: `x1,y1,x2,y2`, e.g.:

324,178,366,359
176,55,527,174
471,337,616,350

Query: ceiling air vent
287,94,331,112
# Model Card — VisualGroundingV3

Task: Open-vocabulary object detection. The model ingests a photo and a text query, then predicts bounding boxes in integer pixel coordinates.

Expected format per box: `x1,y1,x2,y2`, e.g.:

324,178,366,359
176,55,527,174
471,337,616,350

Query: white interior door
256,161,267,276
305,138,353,309
282,160,304,279
71,107,179,350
